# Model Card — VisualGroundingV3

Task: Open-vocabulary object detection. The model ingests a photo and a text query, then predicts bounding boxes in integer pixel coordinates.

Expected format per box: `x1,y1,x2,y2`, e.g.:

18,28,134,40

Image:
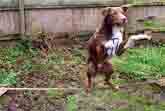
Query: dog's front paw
104,41,114,48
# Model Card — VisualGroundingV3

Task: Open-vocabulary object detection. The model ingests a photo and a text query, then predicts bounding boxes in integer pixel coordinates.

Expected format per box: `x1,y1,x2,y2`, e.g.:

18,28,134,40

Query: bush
0,69,17,85
0,40,39,85
112,46,165,80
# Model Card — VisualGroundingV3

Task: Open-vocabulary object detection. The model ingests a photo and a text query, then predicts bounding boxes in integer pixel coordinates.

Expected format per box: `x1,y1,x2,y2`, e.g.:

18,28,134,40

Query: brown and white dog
86,6,151,92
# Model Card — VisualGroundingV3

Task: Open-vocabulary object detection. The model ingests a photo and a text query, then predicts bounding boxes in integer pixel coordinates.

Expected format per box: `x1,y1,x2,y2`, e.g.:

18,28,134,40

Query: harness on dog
104,26,123,57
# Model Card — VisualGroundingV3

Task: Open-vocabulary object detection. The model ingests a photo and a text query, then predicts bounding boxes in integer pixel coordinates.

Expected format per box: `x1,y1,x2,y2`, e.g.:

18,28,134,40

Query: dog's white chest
104,26,124,57
112,26,123,42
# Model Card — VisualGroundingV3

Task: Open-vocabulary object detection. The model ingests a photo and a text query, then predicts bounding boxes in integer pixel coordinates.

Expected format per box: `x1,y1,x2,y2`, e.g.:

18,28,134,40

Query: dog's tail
124,33,152,49
116,33,152,56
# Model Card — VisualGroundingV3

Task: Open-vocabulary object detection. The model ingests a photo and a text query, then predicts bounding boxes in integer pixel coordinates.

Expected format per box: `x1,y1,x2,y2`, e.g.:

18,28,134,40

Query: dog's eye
113,12,118,15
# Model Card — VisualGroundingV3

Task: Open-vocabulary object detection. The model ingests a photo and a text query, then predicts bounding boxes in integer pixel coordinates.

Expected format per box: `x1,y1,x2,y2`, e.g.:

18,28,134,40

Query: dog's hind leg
103,63,119,91
104,73,119,91
86,71,92,92
86,62,96,92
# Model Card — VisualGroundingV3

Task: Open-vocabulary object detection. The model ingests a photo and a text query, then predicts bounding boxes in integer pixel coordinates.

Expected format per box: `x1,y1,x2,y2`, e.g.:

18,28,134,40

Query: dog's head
102,6,128,26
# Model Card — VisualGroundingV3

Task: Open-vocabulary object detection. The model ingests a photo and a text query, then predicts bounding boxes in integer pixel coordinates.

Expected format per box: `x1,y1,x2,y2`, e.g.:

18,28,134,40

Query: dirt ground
16,44,87,88
0,37,165,111
0,37,87,88
0,82,165,111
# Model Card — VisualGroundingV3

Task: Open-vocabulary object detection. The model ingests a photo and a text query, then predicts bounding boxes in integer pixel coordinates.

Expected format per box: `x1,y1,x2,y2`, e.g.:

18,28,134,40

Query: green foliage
47,48,85,65
111,91,129,100
112,46,165,80
0,39,39,85
143,20,165,32
91,88,165,111
71,48,86,64
111,91,165,111
47,89,65,99
0,38,86,86
48,53,65,65
66,95,77,111
127,0,145,4
127,0,165,4
0,69,17,85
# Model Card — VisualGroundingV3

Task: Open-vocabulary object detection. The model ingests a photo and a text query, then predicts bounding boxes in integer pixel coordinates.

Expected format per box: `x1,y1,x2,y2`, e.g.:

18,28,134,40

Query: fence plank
0,0,165,41
0,0,125,9
19,0,25,39
127,6,165,34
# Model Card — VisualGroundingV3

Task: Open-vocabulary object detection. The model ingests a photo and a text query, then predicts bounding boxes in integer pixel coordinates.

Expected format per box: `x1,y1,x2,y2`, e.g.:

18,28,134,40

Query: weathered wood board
0,11,19,34
127,5,165,33
0,0,165,41
25,8,103,35
0,0,125,38
0,0,125,8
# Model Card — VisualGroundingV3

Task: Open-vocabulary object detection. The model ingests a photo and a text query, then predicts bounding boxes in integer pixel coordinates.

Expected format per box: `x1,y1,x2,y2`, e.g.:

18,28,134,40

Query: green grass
112,46,165,80
47,89,65,99
84,88,165,111
143,20,165,32
0,39,86,86
0,69,17,86
112,91,165,111
127,0,165,4
127,0,146,4
66,95,78,111
0,39,39,86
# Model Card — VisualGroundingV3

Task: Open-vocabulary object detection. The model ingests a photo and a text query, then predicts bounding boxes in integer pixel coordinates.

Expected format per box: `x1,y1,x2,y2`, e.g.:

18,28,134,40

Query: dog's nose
123,18,128,24
119,13,127,24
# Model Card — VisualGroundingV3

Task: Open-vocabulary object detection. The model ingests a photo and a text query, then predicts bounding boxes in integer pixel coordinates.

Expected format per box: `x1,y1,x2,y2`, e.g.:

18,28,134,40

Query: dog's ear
102,7,111,16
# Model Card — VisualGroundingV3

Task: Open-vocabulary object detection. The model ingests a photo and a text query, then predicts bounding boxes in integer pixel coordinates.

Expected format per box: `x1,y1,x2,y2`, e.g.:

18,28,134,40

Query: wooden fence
127,3,165,34
0,0,126,40
0,0,165,41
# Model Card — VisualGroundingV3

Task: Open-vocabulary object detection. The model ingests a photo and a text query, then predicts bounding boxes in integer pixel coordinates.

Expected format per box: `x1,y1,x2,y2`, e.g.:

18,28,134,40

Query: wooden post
124,0,127,4
19,0,25,39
